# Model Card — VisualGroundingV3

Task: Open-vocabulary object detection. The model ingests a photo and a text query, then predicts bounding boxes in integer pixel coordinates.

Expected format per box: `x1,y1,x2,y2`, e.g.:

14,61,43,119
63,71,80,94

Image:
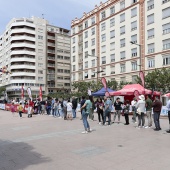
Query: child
18,103,23,118
67,99,72,120
11,103,15,116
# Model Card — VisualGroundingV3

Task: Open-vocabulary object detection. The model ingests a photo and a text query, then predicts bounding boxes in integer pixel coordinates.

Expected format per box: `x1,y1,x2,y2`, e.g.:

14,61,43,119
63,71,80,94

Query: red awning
109,84,161,96
163,93,170,97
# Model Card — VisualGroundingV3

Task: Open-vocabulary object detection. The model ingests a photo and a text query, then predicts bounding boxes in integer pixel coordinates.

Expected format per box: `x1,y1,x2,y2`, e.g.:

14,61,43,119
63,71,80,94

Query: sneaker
88,129,93,132
135,122,137,124
145,126,149,128
136,126,141,129
142,126,145,128
99,122,102,125
104,123,107,126
81,131,88,134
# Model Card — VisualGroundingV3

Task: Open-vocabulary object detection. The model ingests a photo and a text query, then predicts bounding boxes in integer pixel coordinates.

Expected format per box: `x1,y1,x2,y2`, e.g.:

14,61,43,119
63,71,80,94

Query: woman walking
81,96,92,134
96,98,104,125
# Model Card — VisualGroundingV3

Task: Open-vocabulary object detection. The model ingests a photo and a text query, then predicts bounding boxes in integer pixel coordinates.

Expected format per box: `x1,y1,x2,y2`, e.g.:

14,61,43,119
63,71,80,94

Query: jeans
19,111,22,117
54,107,59,117
58,109,63,117
146,111,152,127
89,108,94,120
104,110,111,125
82,110,90,130
114,110,121,122
97,110,104,123
72,109,76,118
153,112,161,129
138,112,145,127
132,107,137,122
63,107,67,119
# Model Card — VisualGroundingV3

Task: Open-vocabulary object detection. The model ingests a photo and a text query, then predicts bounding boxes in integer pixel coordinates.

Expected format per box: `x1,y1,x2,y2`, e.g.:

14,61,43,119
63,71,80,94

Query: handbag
137,108,141,115
99,105,103,110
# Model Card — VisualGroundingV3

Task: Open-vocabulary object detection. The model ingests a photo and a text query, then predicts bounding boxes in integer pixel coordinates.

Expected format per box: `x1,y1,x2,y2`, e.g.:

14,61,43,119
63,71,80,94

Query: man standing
63,98,67,120
166,97,170,133
103,96,112,126
145,94,153,128
114,97,123,123
72,96,77,118
131,98,137,123
152,96,162,131
80,96,86,120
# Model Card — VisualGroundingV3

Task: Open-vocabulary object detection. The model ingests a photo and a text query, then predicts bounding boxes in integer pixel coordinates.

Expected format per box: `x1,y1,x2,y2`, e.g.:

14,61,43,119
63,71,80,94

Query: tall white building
0,17,71,99
71,0,170,84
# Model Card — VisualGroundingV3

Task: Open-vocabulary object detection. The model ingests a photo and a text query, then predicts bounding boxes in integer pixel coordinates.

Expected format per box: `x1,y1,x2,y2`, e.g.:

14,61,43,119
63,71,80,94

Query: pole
139,45,142,71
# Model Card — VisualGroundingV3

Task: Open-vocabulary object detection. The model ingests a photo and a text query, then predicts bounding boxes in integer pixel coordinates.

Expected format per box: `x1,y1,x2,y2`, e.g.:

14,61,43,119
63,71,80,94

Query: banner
101,77,110,97
27,87,32,100
39,86,42,101
139,71,145,87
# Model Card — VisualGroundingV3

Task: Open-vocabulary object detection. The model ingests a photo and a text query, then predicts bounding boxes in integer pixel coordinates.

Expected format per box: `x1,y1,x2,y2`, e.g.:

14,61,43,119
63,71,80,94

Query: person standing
114,97,123,123
96,98,104,125
103,96,112,126
28,99,34,118
124,100,130,125
67,99,73,120
18,102,23,118
81,96,92,134
89,97,95,121
72,96,77,118
136,95,146,128
63,98,67,120
131,98,137,123
145,94,153,128
10,102,15,117
152,96,162,131
58,101,63,118
80,96,86,120
166,97,170,133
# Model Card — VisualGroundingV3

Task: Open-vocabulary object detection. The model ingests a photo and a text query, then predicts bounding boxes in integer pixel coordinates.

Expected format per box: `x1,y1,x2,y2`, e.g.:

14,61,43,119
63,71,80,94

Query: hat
139,95,145,101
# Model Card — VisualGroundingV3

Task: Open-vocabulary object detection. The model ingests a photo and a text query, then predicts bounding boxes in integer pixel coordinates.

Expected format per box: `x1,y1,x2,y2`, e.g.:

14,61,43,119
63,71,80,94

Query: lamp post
88,54,103,82
130,41,142,71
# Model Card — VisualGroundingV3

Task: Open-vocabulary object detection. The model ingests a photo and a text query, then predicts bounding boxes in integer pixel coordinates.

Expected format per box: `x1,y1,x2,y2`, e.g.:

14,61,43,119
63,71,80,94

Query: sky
0,0,102,33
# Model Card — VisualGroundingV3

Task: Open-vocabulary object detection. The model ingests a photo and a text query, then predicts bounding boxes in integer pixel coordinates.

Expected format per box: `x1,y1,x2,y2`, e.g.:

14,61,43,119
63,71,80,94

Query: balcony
10,50,35,56
47,36,55,40
10,35,35,42
10,57,35,63
48,64,55,67
102,61,106,64
10,28,35,35
11,42,35,49
48,56,55,60
10,64,36,70
11,72,35,77
47,49,55,54
47,42,55,47
163,43,170,50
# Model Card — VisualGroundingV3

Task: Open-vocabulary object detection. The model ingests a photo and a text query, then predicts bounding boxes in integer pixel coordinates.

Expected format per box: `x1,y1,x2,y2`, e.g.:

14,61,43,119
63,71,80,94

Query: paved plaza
0,110,170,170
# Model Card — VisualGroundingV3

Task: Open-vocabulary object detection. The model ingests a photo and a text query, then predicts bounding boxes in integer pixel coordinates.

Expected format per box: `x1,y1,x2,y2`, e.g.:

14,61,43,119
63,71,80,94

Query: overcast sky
0,0,102,33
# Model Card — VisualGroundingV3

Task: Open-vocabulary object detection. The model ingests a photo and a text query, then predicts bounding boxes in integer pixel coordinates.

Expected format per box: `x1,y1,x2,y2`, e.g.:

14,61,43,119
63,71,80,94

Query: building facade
71,0,170,84
0,17,71,99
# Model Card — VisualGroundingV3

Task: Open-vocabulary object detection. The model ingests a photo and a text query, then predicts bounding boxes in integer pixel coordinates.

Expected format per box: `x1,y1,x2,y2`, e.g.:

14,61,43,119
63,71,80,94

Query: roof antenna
42,14,45,19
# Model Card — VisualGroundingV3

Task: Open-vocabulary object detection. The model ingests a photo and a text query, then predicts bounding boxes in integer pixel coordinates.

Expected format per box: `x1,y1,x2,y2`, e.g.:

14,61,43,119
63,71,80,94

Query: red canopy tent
109,84,161,96
163,93,170,97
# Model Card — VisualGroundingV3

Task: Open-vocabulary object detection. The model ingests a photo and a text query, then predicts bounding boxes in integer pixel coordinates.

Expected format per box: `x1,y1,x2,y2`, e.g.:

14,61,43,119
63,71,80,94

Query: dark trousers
138,112,145,126
168,111,170,124
19,111,22,117
63,107,67,119
97,110,104,122
153,112,161,129
124,114,129,124
104,110,111,125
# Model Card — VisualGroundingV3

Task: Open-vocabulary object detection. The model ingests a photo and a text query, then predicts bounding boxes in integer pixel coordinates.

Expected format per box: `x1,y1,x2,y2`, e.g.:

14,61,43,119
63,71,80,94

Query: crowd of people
10,94,170,134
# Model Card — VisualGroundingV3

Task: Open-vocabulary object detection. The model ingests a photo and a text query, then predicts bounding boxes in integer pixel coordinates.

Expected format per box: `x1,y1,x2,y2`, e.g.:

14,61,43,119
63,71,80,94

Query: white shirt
131,100,137,107
136,100,146,113
67,102,72,112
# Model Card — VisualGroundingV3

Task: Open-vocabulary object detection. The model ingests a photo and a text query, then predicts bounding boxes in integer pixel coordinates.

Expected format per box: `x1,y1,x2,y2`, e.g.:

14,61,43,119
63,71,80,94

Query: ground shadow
0,140,51,170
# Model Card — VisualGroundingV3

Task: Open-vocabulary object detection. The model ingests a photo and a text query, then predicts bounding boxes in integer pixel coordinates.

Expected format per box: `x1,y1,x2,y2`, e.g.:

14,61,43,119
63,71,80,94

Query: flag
39,85,42,101
27,87,32,100
139,71,145,87
21,85,24,100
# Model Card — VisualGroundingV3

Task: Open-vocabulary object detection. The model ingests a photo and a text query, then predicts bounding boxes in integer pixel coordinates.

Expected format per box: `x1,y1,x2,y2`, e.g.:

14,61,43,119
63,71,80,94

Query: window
147,0,154,10
131,34,137,44
163,23,170,35
91,38,95,46
72,56,75,62
101,11,106,19
101,22,106,31
163,39,170,50
38,70,43,74
84,72,88,79
110,18,115,27
102,56,106,64
162,7,170,19
92,49,95,56
131,7,137,17
163,54,170,65
148,43,155,53
38,35,43,40
85,21,88,28
84,31,88,38
73,46,75,53
131,62,137,71
110,30,115,39
38,77,43,81
148,58,155,68
110,6,115,15
120,51,125,59
110,65,115,74
91,17,95,25
73,65,75,71
120,64,126,73
110,54,115,62
131,21,137,31
85,51,88,58
110,42,115,50
91,27,95,35
57,55,63,59
85,61,88,68
120,13,125,22
120,38,125,47
72,28,75,34
101,45,106,53
162,0,170,4
72,37,76,44
120,1,125,10
72,74,75,81
84,41,88,48
132,0,137,4
101,34,106,42
132,75,138,83
91,59,95,67
120,26,125,35
147,28,154,39
147,14,154,25
131,48,137,57
38,63,43,67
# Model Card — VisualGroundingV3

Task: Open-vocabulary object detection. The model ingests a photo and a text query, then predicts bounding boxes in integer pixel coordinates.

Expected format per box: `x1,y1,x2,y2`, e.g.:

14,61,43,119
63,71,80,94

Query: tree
0,86,6,98
107,80,118,90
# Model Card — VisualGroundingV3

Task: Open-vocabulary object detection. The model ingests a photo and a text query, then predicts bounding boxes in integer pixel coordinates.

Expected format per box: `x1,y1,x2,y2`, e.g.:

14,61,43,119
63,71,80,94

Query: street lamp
130,41,142,71
88,54,103,81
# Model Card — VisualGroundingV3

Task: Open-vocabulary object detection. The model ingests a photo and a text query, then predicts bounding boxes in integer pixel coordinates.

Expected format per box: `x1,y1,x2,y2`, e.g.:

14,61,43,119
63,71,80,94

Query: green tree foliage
0,86,6,97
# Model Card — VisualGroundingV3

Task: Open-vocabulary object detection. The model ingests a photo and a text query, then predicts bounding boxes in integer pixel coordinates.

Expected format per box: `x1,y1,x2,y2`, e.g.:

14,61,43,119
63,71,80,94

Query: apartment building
0,17,71,99
71,0,170,84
